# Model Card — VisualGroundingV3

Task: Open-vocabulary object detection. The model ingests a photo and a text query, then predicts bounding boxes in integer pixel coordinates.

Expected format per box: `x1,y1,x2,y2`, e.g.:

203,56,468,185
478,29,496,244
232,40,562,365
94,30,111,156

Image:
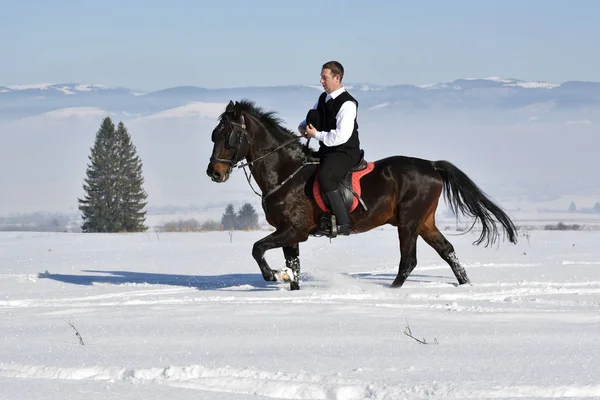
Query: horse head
206,100,252,182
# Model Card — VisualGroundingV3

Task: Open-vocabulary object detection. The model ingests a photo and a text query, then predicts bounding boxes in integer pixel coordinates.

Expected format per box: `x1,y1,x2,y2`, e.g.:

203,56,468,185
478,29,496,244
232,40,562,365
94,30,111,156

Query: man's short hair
322,61,344,81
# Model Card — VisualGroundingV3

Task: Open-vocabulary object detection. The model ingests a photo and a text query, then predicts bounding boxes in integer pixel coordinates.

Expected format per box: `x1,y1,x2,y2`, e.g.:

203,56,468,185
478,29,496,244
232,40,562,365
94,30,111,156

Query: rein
252,158,320,205
235,136,300,169
221,122,319,203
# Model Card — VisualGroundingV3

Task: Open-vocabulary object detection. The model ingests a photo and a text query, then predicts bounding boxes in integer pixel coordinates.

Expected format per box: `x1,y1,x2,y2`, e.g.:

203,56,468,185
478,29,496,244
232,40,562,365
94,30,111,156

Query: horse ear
233,101,242,119
226,100,235,113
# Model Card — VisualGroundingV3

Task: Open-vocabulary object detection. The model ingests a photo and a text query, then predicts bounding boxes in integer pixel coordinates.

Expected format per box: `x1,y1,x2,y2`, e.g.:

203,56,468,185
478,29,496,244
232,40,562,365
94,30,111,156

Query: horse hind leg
420,216,471,286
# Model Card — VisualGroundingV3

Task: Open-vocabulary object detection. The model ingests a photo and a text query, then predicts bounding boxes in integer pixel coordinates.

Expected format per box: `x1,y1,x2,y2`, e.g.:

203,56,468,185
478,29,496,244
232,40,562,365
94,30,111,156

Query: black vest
316,90,360,156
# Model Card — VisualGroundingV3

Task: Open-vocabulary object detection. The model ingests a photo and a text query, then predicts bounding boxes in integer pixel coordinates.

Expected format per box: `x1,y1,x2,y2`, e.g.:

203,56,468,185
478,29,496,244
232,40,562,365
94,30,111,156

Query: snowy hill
419,77,560,90
134,102,227,121
1,78,599,121
2,82,132,95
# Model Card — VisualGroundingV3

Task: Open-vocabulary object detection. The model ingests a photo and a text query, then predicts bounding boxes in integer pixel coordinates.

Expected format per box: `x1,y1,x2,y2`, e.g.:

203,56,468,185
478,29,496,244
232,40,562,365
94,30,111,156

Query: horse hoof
273,268,293,283
261,271,277,282
390,280,403,288
290,281,300,291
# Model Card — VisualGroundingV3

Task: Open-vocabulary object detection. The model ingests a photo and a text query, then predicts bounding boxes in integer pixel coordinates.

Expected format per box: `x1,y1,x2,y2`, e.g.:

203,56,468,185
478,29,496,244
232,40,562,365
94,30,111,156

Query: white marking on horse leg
273,268,294,283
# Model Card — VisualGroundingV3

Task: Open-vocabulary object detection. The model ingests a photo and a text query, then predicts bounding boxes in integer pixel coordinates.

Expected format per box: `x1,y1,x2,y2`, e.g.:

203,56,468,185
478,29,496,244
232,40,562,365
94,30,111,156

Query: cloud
565,119,593,125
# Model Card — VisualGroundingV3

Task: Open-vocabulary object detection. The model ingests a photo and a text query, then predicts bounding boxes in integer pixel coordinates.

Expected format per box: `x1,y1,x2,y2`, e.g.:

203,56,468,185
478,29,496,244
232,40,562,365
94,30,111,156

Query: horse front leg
251,229,306,288
283,244,301,291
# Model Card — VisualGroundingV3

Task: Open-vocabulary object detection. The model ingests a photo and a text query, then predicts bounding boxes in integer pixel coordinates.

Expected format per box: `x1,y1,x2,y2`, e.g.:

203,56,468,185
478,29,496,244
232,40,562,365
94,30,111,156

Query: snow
136,102,226,120
56,86,76,95
472,77,559,89
417,83,462,90
466,76,515,83
506,82,560,89
344,85,383,92
357,85,377,91
20,107,110,120
74,84,110,92
368,102,390,111
303,85,325,91
1,83,113,93
416,83,438,89
419,78,560,90
6,83,57,90
1,228,599,399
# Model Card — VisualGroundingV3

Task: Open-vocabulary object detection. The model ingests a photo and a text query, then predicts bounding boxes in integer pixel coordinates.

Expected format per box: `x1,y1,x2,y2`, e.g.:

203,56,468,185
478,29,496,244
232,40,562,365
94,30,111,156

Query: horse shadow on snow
38,267,456,291
37,269,282,292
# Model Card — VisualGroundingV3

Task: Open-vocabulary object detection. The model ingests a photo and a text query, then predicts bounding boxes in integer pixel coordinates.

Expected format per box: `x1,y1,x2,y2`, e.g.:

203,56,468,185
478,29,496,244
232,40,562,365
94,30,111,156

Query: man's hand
305,124,318,139
298,124,307,136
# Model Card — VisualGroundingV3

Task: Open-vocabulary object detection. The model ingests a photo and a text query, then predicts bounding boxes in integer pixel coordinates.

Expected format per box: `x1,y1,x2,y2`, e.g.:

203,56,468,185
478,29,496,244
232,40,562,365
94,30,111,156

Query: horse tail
433,160,518,246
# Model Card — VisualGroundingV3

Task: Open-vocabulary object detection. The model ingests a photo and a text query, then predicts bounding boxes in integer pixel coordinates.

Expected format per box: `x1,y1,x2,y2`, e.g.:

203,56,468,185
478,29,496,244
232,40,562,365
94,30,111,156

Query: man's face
320,68,341,94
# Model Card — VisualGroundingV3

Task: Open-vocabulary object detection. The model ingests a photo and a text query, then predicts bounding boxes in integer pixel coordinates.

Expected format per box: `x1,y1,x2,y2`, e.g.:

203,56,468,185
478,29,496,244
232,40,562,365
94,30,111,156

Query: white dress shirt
301,87,357,147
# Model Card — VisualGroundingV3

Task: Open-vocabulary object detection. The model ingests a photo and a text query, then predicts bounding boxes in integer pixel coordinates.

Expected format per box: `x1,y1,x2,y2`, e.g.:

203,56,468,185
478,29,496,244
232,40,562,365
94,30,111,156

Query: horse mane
236,99,317,160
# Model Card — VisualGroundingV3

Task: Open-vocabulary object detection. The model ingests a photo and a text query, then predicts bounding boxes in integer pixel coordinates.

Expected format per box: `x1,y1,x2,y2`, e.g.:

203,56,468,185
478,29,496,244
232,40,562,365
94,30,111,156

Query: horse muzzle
206,162,232,183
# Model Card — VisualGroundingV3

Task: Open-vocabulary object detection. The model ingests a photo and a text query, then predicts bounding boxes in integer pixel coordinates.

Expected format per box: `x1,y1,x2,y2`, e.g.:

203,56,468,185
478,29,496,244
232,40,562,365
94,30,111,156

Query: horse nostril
206,165,217,179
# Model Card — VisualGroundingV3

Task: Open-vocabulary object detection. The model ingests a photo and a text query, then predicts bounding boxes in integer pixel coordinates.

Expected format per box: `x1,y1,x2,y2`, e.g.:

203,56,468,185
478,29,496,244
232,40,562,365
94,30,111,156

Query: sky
1,0,600,91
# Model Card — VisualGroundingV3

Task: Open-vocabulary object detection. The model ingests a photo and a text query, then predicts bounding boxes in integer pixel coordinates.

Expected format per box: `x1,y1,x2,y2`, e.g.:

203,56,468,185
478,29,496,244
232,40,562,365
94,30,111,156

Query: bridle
209,114,319,203
210,115,251,166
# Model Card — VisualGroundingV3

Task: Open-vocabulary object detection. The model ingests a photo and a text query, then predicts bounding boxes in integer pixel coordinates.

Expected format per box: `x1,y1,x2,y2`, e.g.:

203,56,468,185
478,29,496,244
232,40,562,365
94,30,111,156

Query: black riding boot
324,189,351,236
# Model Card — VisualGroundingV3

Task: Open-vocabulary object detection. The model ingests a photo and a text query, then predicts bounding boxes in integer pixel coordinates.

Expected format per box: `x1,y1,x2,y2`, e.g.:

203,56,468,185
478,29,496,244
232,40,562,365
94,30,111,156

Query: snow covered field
1,228,599,399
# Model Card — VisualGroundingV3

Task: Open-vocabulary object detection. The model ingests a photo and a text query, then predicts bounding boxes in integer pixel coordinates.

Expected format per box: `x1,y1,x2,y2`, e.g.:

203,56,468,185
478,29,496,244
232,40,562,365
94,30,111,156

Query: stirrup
327,215,350,238
311,215,332,237
311,214,337,238
330,215,338,238
311,214,350,239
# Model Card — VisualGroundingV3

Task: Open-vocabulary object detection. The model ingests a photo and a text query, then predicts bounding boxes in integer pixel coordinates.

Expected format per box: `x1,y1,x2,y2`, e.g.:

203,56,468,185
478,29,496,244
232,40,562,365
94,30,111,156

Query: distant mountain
2,82,136,95
1,78,599,216
1,78,599,121
418,77,560,90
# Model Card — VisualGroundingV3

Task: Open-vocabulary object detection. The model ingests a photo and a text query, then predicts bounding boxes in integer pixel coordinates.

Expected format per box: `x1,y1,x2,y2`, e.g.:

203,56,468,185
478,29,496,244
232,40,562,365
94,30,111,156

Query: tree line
158,203,260,232
220,203,260,230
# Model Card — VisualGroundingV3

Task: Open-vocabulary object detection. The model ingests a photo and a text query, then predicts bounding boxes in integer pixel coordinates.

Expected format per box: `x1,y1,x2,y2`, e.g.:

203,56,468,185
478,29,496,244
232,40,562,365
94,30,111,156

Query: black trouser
317,151,360,192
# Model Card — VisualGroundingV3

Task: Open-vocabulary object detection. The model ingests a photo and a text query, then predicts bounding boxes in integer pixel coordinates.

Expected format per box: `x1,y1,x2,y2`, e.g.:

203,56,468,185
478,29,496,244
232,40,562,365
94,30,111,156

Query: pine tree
78,117,117,232
237,203,259,230
221,204,237,230
594,202,600,214
78,117,148,232
115,122,148,232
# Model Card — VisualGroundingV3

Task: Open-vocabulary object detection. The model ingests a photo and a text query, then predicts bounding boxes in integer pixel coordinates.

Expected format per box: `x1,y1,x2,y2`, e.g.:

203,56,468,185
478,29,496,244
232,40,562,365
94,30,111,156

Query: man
298,61,361,236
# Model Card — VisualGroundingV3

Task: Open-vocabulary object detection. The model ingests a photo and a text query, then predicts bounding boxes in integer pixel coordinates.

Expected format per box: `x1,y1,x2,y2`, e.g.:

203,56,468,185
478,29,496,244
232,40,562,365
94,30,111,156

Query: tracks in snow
1,362,599,399
2,277,599,319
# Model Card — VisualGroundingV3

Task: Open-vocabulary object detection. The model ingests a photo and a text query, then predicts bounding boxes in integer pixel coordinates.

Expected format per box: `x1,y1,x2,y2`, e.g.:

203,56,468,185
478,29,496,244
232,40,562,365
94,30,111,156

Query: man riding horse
298,60,361,237
206,65,517,291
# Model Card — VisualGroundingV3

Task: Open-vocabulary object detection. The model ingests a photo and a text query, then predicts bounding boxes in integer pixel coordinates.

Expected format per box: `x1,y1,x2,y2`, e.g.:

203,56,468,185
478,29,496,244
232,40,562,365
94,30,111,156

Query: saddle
313,150,375,214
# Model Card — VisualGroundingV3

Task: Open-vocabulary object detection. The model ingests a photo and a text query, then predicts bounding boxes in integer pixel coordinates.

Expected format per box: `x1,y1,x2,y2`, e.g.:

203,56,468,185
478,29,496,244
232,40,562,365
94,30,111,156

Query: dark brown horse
207,100,517,290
